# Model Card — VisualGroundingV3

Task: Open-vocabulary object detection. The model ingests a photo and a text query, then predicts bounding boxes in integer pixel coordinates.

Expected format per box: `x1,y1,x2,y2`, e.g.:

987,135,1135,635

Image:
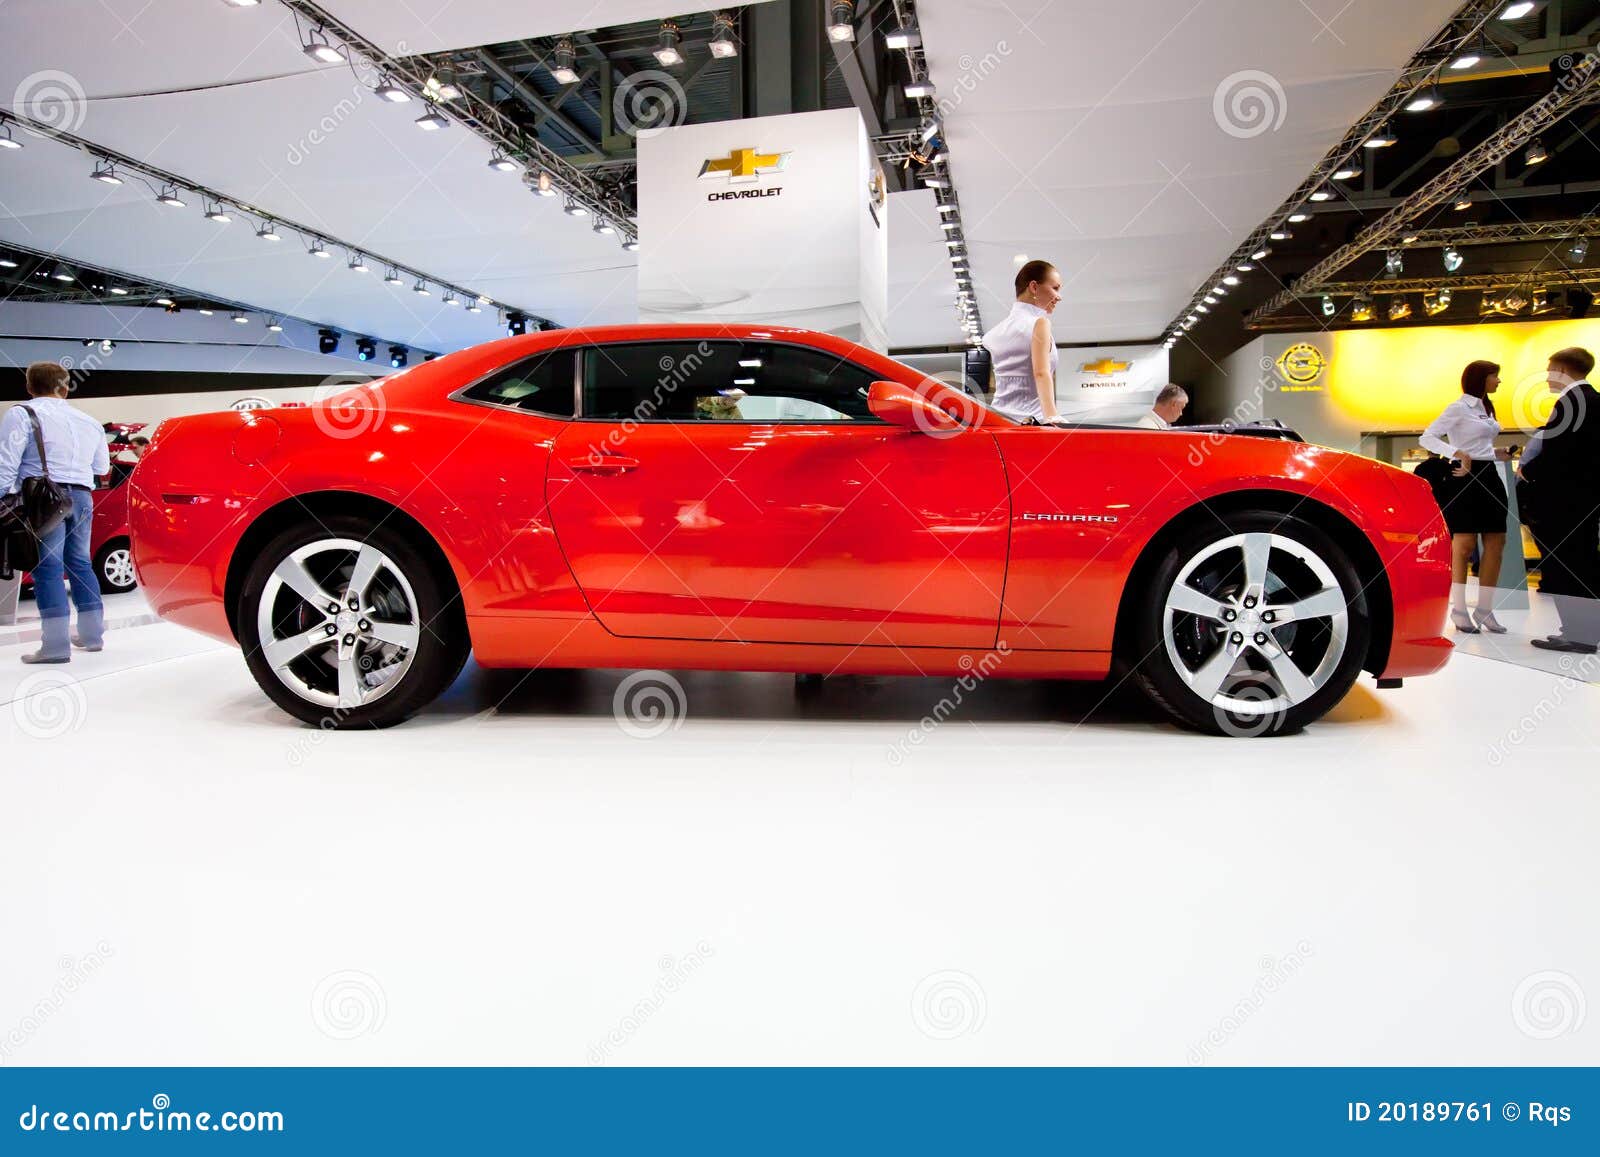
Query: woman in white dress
981,260,1063,422
1418,359,1513,634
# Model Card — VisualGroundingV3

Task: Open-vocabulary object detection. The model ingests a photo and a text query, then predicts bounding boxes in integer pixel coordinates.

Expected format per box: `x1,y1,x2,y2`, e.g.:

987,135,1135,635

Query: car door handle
566,454,640,475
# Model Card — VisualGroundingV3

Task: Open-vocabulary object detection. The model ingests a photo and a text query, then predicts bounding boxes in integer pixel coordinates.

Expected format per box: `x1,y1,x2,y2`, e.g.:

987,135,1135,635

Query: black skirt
1435,458,1509,535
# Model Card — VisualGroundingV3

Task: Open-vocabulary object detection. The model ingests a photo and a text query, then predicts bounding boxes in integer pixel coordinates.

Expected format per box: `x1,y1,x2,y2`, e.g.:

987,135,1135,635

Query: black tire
236,515,468,729
93,538,138,594
1127,510,1370,736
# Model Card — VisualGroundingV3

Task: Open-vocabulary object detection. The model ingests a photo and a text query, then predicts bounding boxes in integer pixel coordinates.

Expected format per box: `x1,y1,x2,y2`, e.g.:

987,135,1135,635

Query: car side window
581,341,881,422
459,347,576,416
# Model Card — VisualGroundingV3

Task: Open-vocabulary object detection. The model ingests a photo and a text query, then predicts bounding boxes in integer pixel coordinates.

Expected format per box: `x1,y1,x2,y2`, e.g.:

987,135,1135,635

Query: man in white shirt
1134,384,1188,429
0,362,111,662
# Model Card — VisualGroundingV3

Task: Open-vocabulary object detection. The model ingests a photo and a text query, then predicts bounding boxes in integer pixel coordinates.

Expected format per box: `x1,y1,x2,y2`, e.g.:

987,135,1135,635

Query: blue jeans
32,488,103,655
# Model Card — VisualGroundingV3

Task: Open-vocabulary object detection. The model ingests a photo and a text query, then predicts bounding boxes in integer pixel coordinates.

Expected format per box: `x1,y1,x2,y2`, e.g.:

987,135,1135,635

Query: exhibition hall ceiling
0,0,1460,351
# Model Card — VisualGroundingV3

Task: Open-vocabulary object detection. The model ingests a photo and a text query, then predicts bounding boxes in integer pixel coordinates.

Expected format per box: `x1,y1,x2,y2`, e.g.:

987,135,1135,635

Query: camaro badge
1020,512,1120,523
699,147,789,183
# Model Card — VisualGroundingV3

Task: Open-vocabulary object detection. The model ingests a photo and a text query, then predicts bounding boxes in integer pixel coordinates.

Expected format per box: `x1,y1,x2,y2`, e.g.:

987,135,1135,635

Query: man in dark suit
1520,346,1600,654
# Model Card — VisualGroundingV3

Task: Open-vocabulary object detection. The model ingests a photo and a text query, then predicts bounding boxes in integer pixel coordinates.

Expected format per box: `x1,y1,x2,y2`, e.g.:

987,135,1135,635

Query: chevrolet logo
699,147,789,183
1079,359,1131,376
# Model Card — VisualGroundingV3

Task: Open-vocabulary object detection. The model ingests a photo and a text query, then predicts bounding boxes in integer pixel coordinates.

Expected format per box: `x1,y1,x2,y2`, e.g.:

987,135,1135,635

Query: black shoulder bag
0,405,75,578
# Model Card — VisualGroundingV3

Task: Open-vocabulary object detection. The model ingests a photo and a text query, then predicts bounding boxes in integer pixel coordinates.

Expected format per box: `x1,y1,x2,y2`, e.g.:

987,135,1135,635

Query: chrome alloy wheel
254,537,422,711
1161,531,1350,717
102,547,135,590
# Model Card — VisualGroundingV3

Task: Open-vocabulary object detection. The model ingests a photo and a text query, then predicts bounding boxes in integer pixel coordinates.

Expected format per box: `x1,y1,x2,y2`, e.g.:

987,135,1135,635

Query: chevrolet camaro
127,324,1451,734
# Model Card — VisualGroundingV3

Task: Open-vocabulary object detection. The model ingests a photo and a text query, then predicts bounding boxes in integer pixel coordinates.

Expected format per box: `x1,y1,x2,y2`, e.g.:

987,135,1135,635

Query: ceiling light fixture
653,20,684,66
1288,211,1311,223
1363,129,1398,148
1570,236,1589,263
156,186,185,208
348,254,369,273
550,38,580,84
415,105,449,131
563,198,588,216
413,279,430,296
301,29,344,64
1309,186,1335,202
108,284,128,295
1269,227,1292,241
709,12,739,58
204,202,231,223
373,78,411,103
905,81,936,99
0,117,20,150
1500,1,1537,18
442,291,459,307
231,312,248,325
826,0,855,41
309,240,330,259
1525,138,1548,165
384,268,403,285
257,221,280,241
266,318,284,332
487,154,516,172
886,20,921,49
1450,51,1481,69
533,170,556,196
1321,294,1336,317
50,263,75,282
1331,163,1361,181
424,74,459,102
1453,196,1472,210
1442,246,1464,272
1404,84,1441,112
594,219,615,235
90,161,122,184
623,238,640,252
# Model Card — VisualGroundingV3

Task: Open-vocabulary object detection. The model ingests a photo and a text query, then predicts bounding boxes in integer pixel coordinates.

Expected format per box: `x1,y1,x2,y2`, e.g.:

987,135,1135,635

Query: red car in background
22,422,142,595
128,325,1451,735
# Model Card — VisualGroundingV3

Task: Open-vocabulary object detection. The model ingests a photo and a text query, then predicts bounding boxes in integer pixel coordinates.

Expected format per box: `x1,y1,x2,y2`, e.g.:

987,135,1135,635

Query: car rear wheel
237,517,468,729
93,538,137,593
1129,511,1369,736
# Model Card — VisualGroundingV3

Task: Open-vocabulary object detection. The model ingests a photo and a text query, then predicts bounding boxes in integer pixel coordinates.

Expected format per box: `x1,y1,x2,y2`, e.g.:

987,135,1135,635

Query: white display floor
2,620,1596,1067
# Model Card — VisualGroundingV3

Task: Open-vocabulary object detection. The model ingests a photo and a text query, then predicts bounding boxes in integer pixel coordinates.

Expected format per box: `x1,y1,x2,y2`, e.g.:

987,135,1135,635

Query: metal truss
1360,217,1600,248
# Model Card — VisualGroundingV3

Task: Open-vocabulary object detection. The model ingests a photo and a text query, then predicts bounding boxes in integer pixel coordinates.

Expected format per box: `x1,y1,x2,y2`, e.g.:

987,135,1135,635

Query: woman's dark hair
1014,260,1057,298
1461,359,1499,418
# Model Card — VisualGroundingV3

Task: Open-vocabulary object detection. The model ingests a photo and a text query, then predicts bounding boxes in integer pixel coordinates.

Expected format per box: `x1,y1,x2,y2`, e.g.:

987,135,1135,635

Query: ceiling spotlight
1531,288,1556,315
231,312,248,325
318,329,340,355
90,161,123,184
204,202,231,223
1404,85,1441,112
1269,227,1292,241
1195,303,1209,313
1223,274,1241,286
1442,246,1464,272
1331,163,1362,181
384,268,403,285
221,0,262,6
1251,246,1271,261
257,222,280,241
1500,1,1537,18
533,170,556,197
155,186,186,208
50,263,75,282
309,239,330,259
1363,129,1398,148
415,106,449,131
348,254,369,273
1235,261,1256,272
549,37,580,83
826,0,855,41
622,239,640,253
936,202,958,215
593,219,615,235
475,294,491,305
108,284,128,295
507,312,529,336
940,220,959,231
465,300,483,312
154,296,174,307
0,255,16,268
1401,230,1420,244
413,279,430,296
373,78,411,103
1569,236,1589,263
1423,289,1452,315
1385,249,1404,275
1287,211,1311,223
1309,186,1335,202
563,198,588,216
1503,287,1530,311
389,346,408,369
1450,51,1481,69
1351,295,1374,321
1525,138,1549,165
709,12,739,58
266,318,284,332
442,291,459,307
886,20,921,49
1388,297,1412,321
301,29,345,64
356,337,376,362
487,153,517,172
1321,294,1336,317
653,20,684,66
1453,197,1472,211
424,75,459,101
914,164,946,188
196,308,214,316
905,81,936,99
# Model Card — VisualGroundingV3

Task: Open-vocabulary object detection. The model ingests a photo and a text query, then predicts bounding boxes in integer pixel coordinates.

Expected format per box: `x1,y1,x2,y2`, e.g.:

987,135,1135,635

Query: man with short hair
0,362,110,663
1135,384,1188,429
1520,346,1600,654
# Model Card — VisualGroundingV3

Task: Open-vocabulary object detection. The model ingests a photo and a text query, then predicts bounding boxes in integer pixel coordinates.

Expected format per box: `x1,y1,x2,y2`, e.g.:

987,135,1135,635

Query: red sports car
127,324,1450,734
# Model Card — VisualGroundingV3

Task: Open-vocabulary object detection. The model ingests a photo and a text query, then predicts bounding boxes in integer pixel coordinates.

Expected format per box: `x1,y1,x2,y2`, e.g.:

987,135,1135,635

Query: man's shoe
1530,636,1598,654
70,636,103,652
20,651,69,664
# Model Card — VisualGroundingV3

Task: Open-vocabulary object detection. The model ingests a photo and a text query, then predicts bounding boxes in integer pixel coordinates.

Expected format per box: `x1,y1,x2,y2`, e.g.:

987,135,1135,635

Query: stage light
1401,230,1420,244
1288,211,1311,223
91,161,122,184
1351,295,1374,321
905,81,936,99
709,12,738,58
886,21,920,49
373,78,410,103
550,38,580,83
826,1,855,41
1500,2,1536,19
1309,186,1335,201
1423,289,1452,315
424,75,459,101
1269,227,1292,241
563,199,588,216
1251,246,1271,260
1454,197,1472,210
413,279,430,296
1570,236,1589,263
156,187,185,208
309,239,330,259
197,308,214,316
443,291,459,307
384,268,403,285
533,170,556,196
204,202,231,223
154,297,174,307
266,318,284,332
487,154,517,172
348,254,368,273
1235,261,1256,272
594,219,615,234
415,106,448,131
1404,85,1441,112
1442,246,1464,272
1321,294,1335,317
653,21,684,65
0,255,15,268
622,239,639,252
108,284,128,295
1331,163,1361,180
507,312,529,336
257,222,280,241
1567,286,1593,318
231,312,248,324
1363,129,1397,148
389,346,407,368
466,300,482,312
50,263,75,282
1223,274,1241,286
356,338,375,362
302,30,344,64
1525,138,1548,165
1451,52,1481,69
0,118,20,150
318,329,340,354
1385,249,1404,275
1388,297,1411,320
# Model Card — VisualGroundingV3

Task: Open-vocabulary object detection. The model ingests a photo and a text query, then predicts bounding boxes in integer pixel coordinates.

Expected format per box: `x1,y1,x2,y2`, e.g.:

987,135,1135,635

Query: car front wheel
237,517,468,729
1130,511,1370,736
94,538,137,593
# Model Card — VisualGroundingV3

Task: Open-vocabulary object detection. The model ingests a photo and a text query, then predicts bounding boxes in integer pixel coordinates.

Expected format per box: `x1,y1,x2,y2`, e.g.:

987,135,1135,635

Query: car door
545,338,1009,649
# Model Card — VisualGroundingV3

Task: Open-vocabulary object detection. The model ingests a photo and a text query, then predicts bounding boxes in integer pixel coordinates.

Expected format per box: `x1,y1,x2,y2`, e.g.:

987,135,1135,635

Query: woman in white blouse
1419,359,1513,633
981,260,1062,422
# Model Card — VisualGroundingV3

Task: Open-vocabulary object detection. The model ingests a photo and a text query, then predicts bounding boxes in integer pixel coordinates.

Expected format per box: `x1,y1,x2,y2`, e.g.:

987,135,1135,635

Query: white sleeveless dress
982,301,1057,420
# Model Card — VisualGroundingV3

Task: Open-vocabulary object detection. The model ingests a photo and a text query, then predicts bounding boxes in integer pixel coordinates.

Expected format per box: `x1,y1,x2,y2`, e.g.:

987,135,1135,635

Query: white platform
1,619,1596,1067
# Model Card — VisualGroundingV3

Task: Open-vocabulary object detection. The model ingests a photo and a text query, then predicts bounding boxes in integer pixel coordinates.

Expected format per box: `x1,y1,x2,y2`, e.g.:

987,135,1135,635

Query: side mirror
868,380,963,433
